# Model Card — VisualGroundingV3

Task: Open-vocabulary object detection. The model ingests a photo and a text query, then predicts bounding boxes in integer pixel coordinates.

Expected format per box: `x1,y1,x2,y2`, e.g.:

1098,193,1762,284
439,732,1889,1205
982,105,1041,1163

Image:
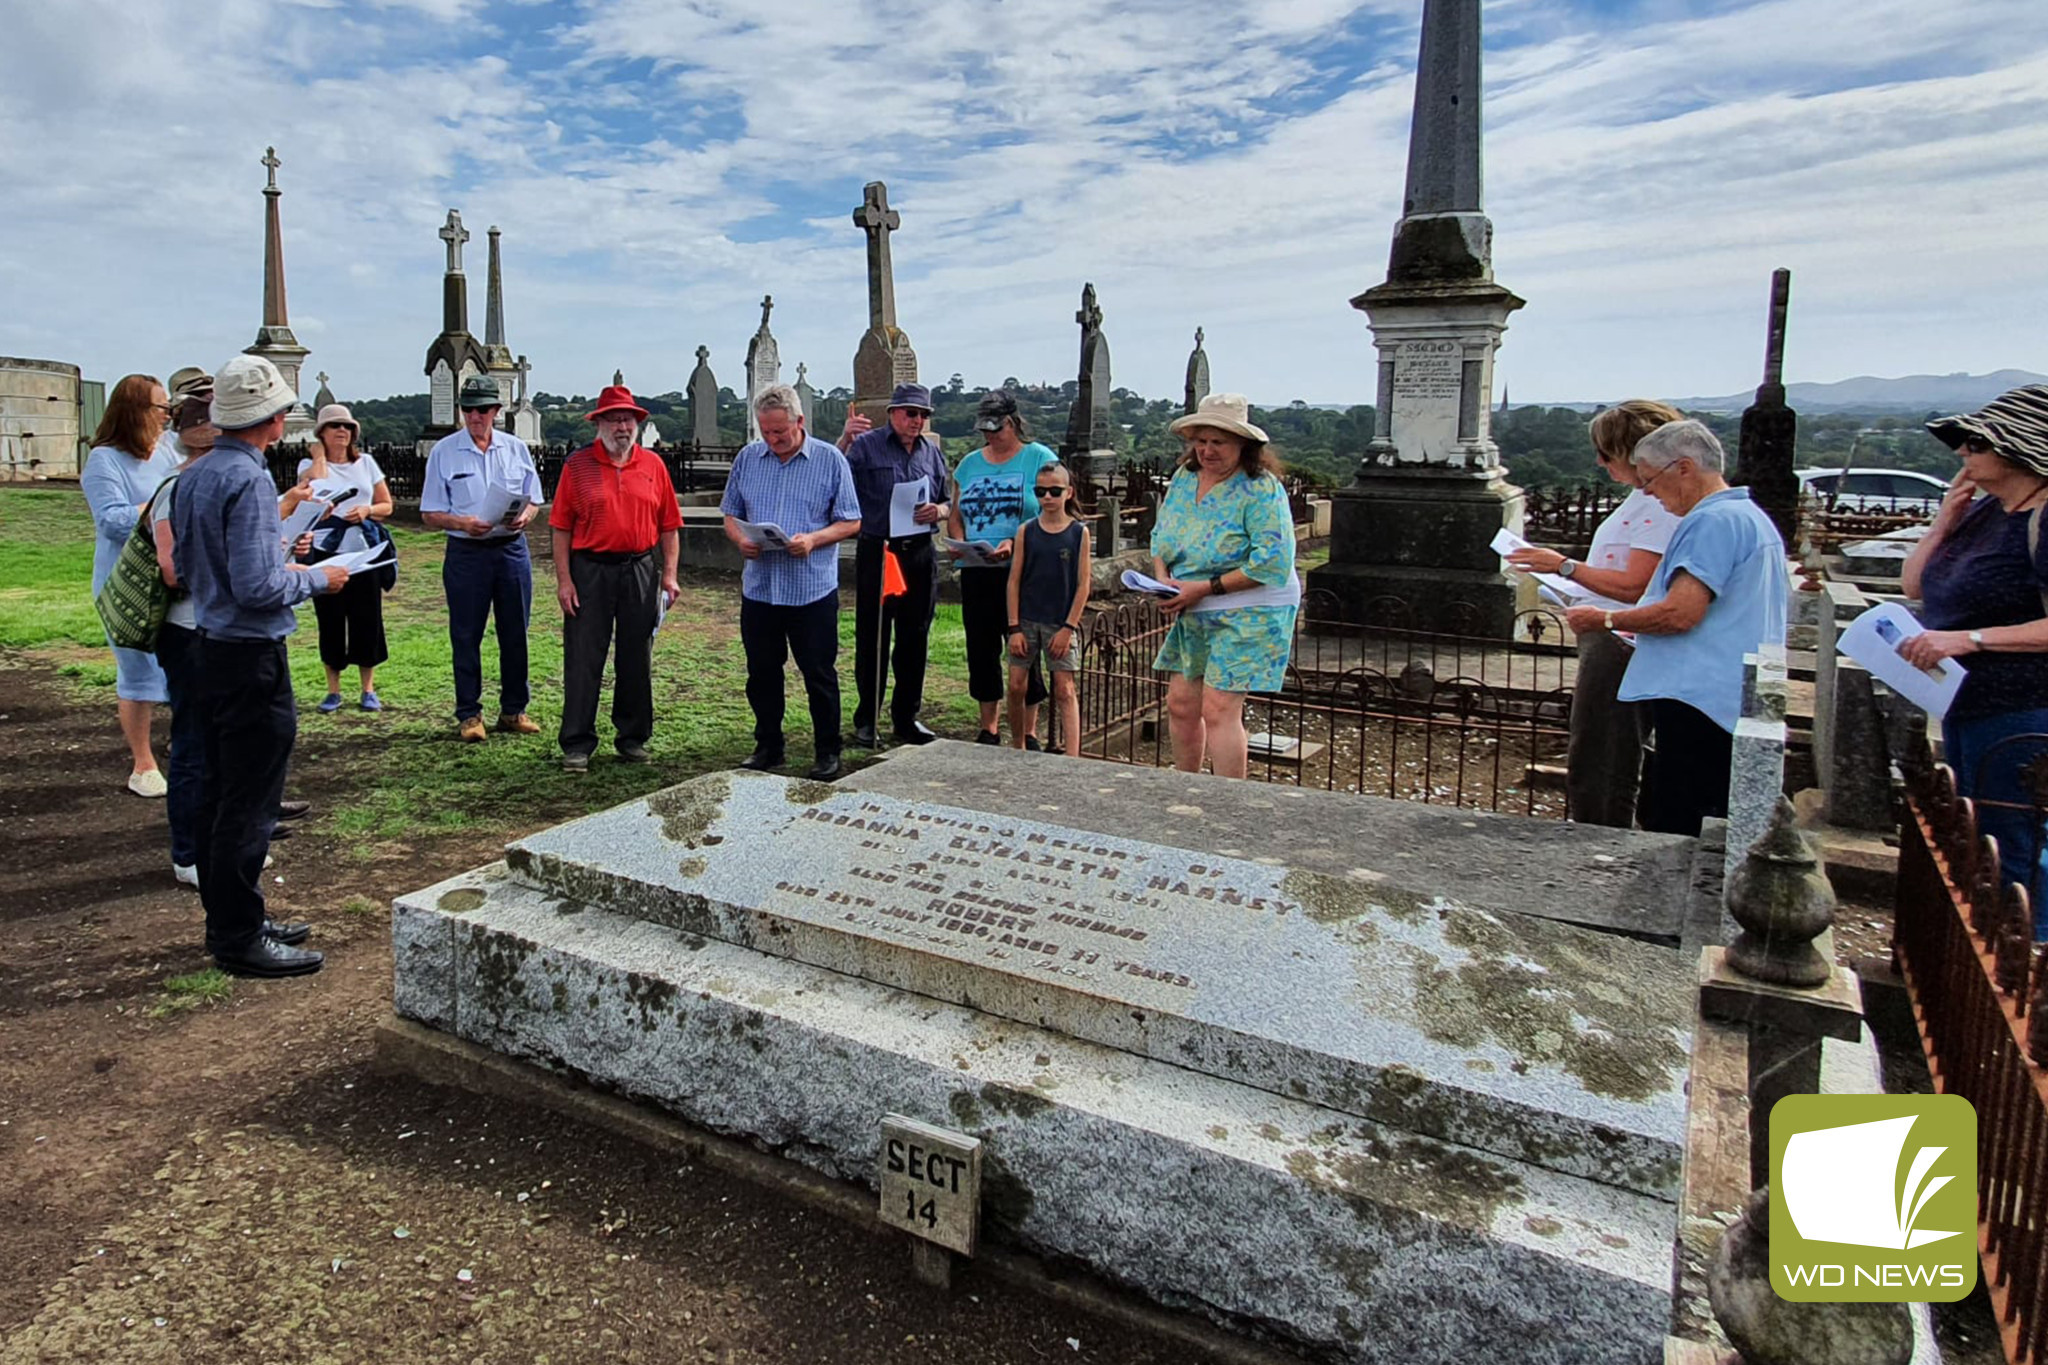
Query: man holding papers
169,356,345,979
549,385,682,773
722,385,862,780
836,383,951,748
421,375,544,743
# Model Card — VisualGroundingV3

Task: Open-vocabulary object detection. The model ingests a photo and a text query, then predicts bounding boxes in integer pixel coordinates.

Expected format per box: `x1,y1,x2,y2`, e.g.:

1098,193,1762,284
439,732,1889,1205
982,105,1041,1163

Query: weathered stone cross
261,146,280,192
439,210,469,274
759,294,774,328
852,182,899,333
512,354,531,404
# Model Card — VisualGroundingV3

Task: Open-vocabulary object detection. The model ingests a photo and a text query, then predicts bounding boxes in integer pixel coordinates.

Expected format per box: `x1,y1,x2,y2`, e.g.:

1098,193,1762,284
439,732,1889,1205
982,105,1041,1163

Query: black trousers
1641,698,1735,838
853,534,935,731
1566,630,1647,829
740,591,842,757
194,637,295,955
958,565,1046,711
311,569,388,672
560,550,660,757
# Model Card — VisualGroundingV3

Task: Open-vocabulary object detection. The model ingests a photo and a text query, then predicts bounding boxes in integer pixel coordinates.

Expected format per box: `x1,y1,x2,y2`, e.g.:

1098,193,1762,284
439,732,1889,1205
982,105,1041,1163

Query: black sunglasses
1960,437,1996,455
1034,485,1067,496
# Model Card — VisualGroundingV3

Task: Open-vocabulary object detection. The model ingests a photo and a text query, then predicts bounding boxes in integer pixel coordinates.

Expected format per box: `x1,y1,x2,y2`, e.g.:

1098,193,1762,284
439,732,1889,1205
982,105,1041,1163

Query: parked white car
1796,467,1949,515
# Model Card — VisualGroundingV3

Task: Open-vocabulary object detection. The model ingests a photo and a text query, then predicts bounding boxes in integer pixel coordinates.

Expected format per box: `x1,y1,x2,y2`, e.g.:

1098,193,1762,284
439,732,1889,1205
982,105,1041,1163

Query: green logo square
1769,1094,1977,1302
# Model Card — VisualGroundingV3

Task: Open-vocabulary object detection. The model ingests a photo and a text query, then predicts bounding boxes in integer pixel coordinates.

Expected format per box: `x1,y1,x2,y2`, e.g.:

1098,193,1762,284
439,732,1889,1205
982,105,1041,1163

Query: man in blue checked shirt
721,384,862,780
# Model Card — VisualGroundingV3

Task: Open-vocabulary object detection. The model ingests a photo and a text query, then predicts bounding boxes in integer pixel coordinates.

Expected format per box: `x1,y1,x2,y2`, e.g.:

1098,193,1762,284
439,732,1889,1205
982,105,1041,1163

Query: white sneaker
127,769,168,799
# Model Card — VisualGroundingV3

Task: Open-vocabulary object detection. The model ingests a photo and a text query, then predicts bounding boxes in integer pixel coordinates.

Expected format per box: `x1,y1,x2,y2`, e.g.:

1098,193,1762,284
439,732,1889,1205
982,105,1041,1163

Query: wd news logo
1770,1095,1977,1302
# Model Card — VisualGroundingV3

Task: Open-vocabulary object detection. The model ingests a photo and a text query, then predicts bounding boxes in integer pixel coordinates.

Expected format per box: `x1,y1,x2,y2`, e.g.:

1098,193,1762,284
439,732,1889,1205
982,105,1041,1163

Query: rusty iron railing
1068,592,1572,817
1896,752,2048,1364
1522,486,1627,552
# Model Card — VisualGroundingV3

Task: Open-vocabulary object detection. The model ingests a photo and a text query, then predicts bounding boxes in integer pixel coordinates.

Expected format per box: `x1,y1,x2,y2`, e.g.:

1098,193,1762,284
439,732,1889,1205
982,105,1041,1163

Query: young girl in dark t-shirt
1005,463,1092,756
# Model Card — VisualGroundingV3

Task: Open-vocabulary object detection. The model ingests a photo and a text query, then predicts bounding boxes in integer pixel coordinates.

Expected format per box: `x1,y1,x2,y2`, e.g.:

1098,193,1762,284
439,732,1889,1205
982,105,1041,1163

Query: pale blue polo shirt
1618,487,1788,732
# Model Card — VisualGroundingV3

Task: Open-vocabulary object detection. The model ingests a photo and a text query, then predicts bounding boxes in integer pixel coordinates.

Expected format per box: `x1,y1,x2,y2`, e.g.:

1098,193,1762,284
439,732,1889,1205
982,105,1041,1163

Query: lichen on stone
437,887,486,915
646,773,733,849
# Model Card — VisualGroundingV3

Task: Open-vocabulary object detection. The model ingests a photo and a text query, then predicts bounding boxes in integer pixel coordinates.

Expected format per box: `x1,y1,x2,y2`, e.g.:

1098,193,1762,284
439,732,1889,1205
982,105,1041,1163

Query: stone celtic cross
852,181,900,333
1076,282,1102,335
316,370,329,388
513,354,531,403
439,210,469,274
261,146,280,193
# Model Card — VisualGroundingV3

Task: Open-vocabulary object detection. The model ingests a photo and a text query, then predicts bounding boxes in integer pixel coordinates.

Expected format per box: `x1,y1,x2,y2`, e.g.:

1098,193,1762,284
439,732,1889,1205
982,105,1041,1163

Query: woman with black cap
948,390,1056,744
1900,383,2048,937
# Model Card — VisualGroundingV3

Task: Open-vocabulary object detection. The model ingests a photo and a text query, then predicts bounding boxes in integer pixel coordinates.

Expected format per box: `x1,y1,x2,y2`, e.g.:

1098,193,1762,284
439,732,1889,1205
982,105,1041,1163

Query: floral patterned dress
1148,467,1298,693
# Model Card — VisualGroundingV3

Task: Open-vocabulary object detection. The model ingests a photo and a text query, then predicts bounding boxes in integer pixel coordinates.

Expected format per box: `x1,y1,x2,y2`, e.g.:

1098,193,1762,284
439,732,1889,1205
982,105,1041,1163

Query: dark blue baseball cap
888,383,933,413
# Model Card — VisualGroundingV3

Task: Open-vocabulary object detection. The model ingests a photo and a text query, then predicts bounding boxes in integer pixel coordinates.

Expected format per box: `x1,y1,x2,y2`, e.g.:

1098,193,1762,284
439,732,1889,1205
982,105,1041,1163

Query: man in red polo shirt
550,384,683,771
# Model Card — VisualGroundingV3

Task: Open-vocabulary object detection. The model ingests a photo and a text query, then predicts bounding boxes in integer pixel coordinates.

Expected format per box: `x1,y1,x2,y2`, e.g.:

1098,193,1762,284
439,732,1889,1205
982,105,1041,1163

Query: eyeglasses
152,403,174,416
1638,461,1678,492
1961,437,1996,455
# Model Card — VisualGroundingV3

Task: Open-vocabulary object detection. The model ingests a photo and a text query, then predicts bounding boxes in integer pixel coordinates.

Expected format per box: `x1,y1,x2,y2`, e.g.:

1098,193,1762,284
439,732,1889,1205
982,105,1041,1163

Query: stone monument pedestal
1310,465,1533,635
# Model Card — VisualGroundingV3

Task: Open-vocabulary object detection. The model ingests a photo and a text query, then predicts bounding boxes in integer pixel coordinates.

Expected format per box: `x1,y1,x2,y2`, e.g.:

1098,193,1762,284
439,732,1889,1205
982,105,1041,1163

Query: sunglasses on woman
1960,437,1996,455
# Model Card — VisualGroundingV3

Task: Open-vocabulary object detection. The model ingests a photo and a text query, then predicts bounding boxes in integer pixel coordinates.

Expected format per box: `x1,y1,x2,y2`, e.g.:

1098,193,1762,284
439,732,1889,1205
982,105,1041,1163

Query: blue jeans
1943,707,2048,939
443,537,532,721
155,621,206,867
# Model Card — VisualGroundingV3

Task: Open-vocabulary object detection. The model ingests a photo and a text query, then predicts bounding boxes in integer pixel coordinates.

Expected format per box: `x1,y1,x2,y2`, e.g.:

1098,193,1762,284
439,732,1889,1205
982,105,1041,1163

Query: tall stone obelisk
420,209,491,443
243,147,313,440
1308,0,1531,637
849,181,917,426
482,226,519,410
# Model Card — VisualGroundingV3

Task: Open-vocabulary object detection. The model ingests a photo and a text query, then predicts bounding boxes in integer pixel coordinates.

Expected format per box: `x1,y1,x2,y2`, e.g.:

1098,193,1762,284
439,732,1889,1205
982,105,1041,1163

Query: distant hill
1663,369,2047,415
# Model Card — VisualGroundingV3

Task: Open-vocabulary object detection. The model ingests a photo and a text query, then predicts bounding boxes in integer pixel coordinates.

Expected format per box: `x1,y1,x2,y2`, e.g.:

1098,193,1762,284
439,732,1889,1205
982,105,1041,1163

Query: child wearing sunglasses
1005,462,1092,756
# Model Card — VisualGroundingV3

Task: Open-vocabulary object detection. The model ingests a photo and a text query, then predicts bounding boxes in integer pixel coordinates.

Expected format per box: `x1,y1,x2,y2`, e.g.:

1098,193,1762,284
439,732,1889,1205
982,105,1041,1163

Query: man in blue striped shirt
720,385,861,779
170,356,346,978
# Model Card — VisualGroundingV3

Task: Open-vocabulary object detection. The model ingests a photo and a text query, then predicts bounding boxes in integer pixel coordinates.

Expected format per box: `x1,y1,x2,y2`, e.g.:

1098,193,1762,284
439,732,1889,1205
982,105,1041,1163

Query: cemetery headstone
745,295,781,442
687,345,720,448
794,361,818,428
1183,325,1210,415
850,181,917,425
420,208,491,440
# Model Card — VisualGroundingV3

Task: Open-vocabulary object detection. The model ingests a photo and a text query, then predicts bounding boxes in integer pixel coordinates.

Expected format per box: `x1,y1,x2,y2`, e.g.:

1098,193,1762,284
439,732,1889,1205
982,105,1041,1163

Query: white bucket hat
210,355,296,430
1168,392,1269,444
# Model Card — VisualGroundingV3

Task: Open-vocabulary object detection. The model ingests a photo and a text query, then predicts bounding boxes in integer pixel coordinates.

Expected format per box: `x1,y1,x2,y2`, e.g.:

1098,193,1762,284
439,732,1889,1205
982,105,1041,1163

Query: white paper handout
652,587,676,638
472,484,530,531
1490,528,1594,605
943,537,1001,568
889,478,932,538
1837,601,1967,719
734,520,792,551
320,542,396,575
1120,569,1180,599
279,496,329,544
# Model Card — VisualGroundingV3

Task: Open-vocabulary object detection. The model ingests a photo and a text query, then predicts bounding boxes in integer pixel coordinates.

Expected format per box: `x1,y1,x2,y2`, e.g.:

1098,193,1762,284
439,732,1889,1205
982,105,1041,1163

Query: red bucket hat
585,384,650,422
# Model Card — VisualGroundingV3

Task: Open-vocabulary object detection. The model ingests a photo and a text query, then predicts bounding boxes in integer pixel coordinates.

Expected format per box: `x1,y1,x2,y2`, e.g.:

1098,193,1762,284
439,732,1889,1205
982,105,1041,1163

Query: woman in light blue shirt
81,373,180,797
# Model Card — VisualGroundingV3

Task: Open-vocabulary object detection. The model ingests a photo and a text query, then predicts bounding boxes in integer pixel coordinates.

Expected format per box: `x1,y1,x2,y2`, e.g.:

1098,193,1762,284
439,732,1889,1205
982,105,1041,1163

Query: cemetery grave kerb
392,747,1702,1362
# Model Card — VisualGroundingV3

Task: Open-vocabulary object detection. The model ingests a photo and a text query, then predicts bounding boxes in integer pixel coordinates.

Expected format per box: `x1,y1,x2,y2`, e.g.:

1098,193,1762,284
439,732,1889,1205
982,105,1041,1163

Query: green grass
1,485,981,845
149,968,234,1018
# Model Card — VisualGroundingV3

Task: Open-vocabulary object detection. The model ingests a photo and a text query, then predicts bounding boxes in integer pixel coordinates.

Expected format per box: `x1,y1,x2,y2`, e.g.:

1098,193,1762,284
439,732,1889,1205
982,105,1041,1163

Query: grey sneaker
617,744,650,764
561,752,590,773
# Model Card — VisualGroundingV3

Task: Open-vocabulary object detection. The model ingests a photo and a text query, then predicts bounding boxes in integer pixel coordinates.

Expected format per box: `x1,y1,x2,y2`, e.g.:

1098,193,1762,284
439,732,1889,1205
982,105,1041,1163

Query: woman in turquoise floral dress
1148,393,1300,778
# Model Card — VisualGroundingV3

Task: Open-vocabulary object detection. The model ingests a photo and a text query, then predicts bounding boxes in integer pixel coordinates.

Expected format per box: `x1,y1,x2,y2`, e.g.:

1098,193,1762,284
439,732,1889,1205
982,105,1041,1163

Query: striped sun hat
1926,383,2048,478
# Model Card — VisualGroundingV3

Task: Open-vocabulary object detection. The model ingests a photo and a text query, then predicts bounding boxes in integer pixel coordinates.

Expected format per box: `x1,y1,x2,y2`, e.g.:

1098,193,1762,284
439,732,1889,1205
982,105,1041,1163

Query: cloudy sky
3,0,2045,409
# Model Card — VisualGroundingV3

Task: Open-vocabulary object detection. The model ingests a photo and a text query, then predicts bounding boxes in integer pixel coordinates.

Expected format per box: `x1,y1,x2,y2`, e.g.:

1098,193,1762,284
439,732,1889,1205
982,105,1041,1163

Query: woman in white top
1508,400,1683,827
295,404,394,712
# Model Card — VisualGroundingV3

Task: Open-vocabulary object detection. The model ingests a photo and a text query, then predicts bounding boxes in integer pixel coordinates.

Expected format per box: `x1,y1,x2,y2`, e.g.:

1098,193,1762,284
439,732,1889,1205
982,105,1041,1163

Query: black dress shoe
893,720,938,744
850,724,879,749
976,729,1000,745
268,822,293,841
807,753,843,781
264,919,312,946
276,799,312,821
738,749,785,771
213,938,324,978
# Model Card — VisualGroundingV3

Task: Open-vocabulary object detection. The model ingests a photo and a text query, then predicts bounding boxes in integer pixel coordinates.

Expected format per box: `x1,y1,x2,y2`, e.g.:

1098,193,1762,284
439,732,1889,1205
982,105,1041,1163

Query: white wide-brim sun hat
1168,392,1269,445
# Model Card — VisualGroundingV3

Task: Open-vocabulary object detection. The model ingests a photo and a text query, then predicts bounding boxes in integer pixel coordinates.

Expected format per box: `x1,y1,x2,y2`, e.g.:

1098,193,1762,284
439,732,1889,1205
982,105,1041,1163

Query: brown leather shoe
458,716,487,743
496,712,541,735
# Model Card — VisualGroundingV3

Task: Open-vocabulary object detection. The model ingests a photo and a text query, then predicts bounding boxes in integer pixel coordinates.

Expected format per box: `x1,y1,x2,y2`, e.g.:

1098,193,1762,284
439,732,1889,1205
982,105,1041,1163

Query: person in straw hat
1900,383,2048,937
1148,393,1302,780
296,402,394,713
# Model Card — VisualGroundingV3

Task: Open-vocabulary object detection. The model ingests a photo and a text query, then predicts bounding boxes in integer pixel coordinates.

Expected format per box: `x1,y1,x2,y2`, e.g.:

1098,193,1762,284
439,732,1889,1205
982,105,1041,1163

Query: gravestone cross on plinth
1184,326,1211,415
688,345,721,450
745,294,782,442
421,208,490,437
1307,0,1531,639
1734,269,1800,546
244,145,311,437
850,181,917,424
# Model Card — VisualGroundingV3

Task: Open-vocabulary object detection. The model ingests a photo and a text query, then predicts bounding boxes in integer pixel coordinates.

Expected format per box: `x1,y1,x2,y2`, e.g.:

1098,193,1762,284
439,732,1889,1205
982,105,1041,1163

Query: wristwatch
1603,610,1617,631
1968,630,1986,651
1558,559,1578,579
1209,575,1228,597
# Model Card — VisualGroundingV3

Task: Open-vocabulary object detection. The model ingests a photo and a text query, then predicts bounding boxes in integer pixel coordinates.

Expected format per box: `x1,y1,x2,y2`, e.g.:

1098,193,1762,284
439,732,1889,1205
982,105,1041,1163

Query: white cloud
0,0,2043,410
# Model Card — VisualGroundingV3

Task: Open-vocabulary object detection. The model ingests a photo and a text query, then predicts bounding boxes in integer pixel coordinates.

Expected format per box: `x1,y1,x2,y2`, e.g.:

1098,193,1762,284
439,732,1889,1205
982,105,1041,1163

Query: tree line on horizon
336,380,1960,492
